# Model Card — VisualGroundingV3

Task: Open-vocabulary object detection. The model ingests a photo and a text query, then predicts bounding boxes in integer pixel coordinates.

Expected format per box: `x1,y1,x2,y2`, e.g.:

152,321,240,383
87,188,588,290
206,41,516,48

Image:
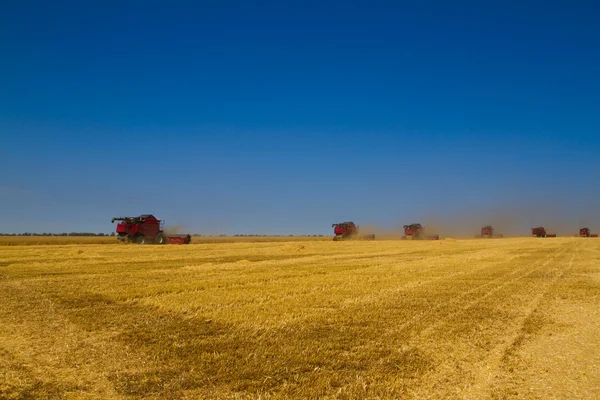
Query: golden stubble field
1,237,599,399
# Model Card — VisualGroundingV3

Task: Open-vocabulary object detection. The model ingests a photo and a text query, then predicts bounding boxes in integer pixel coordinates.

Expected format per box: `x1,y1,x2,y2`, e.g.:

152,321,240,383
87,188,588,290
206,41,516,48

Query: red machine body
478,225,503,238
332,222,375,241
531,227,556,238
579,227,598,238
111,215,191,244
401,223,439,240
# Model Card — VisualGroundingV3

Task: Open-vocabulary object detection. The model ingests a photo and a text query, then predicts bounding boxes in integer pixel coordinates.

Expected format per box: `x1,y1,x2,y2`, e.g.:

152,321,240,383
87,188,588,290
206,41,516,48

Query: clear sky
1,1,599,235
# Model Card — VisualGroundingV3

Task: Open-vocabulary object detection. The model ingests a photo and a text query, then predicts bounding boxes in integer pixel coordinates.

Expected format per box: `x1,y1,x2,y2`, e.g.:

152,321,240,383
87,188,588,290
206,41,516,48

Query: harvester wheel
155,232,167,245
136,236,147,244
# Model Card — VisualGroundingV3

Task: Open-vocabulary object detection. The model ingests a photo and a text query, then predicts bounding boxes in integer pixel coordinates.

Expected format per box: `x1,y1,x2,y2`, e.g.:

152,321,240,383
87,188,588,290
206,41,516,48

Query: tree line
0,232,116,236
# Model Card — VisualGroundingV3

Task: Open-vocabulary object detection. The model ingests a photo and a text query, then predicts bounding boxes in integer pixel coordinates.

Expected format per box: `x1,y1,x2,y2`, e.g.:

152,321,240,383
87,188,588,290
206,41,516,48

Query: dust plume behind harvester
578,227,598,237
332,222,375,241
401,223,440,240
531,227,556,238
111,215,191,244
476,225,503,238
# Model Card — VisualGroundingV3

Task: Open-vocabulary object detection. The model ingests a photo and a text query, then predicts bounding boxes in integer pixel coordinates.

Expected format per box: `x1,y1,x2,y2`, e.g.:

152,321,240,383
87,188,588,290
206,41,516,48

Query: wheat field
1,237,599,399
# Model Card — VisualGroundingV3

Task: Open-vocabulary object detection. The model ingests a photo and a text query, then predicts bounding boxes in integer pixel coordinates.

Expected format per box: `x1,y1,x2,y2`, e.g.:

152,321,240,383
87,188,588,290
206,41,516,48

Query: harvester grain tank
478,225,503,238
401,223,440,240
111,215,191,244
579,227,598,237
332,222,375,241
531,227,556,238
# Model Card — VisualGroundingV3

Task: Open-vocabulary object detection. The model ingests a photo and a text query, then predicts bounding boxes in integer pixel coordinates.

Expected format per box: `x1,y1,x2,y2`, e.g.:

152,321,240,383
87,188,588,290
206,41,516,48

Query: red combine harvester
477,225,503,238
332,222,375,241
111,215,191,244
401,223,440,240
531,227,556,238
579,227,598,238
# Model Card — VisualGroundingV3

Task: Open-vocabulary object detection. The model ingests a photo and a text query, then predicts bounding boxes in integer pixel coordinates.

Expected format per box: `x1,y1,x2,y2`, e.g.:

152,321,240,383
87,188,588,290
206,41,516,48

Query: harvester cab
402,223,439,240
579,227,598,238
531,227,556,238
111,214,191,244
332,222,375,241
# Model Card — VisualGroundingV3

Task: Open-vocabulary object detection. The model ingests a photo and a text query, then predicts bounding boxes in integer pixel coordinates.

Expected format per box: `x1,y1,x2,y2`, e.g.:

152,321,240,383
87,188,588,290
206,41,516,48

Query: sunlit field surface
1,238,599,399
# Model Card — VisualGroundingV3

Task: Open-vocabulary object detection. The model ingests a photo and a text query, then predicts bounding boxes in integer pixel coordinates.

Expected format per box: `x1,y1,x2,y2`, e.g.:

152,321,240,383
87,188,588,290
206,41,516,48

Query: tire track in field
264,245,557,334
382,245,568,342
12,246,496,311
339,250,524,309
125,247,505,303
123,245,525,335
120,252,440,301
464,241,580,399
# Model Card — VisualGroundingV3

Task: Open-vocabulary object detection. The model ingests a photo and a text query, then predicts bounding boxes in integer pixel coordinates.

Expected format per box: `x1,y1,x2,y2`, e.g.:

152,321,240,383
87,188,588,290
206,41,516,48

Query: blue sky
1,1,599,235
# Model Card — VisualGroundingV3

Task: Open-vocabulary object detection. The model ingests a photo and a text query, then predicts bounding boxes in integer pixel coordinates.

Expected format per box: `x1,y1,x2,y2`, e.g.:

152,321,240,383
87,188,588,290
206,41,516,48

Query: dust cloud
164,224,186,235
356,224,403,239
354,204,599,239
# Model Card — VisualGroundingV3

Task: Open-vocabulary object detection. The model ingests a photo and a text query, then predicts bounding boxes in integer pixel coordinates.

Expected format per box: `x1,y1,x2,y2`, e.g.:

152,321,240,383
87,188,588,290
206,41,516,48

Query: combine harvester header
332,222,375,241
531,227,556,238
401,223,440,240
111,215,191,244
